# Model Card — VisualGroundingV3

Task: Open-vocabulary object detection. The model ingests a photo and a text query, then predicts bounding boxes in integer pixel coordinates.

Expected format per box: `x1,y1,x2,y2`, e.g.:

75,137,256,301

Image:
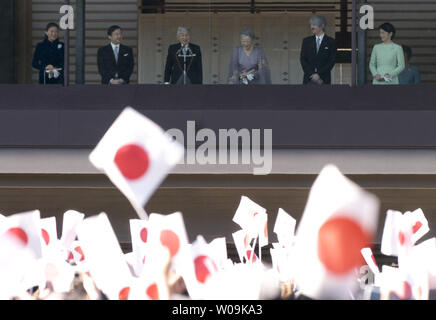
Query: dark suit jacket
32,38,64,85
300,34,338,84
164,43,202,84
97,44,134,85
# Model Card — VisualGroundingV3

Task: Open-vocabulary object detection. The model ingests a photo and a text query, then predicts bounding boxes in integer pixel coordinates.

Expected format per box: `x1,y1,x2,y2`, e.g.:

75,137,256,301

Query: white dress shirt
110,42,120,82
316,33,325,53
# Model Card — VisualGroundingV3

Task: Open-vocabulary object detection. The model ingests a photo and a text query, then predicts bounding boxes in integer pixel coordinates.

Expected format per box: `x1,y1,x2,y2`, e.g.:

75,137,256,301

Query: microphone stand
177,45,196,85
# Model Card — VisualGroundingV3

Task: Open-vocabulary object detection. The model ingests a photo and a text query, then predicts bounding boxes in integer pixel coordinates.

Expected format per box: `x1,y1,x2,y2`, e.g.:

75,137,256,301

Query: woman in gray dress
228,29,271,85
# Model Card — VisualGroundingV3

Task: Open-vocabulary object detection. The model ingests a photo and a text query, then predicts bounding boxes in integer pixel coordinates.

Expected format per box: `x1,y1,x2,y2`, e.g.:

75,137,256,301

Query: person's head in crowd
310,16,327,36
402,45,412,65
177,27,190,46
107,25,122,45
378,22,396,43
45,22,60,42
240,29,255,50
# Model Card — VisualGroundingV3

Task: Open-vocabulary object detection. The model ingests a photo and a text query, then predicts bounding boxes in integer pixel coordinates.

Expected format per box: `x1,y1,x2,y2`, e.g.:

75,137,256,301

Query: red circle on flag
412,221,423,234
75,246,85,262
317,216,370,275
146,283,159,300
114,144,150,180
6,227,28,246
160,230,180,258
398,232,406,246
194,255,218,284
246,250,257,262
140,227,148,243
67,251,74,261
41,228,50,245
119,287,130,300
264,222,268,238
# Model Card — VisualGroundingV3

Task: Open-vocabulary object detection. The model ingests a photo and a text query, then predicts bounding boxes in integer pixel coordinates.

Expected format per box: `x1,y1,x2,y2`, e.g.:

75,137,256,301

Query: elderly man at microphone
164,27,203,85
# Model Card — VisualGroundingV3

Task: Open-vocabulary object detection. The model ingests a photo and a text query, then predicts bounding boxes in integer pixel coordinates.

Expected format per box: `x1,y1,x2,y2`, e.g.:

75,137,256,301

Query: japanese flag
147,212,189,273
381,208,427,258
75,213,133,300
1,210,43,259
232,229,258,264
233,196,267,239
67,240,86,265
293,164,380,299
89,107,184,220
60,210,85,256
381,210,403,257
404,208,429,244
0,231,38,299
129,244,171,300
129,219,149,276
128,275,166,300
182,235,220,299
40,217,58,257
273,208,296,247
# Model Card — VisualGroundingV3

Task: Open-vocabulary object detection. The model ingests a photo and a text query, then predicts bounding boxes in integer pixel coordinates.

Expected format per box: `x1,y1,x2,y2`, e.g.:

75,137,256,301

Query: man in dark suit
300,16,338,85
97,25,134,85
164,27,203,85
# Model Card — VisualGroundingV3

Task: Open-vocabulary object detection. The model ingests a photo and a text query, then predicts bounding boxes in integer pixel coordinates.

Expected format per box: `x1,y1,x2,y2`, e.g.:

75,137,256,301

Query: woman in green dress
369,23,405,85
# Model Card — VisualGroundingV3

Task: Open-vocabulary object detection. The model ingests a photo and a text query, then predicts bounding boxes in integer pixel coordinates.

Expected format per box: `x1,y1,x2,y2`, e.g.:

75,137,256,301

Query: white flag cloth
293,164,380,299
89,107,184,219
1,210,43,259
75,213,133,300
209,237,228,270
361,247,380,275
40,217,58,258
273,208,296,247
232,229,259,264
233,196,267,239
404,208,429,244
381,208,429,258
129,219,149,276
60,210,85,257
181,235,220,299
0,231,38,299
255,211,268,248
147,212,190,273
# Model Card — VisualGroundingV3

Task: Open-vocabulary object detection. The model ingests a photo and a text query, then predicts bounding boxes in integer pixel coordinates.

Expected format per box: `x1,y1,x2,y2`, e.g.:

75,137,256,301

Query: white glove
242,78,249,85
53,69,60,79
246,73,254,81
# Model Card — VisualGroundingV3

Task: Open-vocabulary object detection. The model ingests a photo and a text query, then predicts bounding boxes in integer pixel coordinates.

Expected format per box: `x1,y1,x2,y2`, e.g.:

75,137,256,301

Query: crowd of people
32,16,421,86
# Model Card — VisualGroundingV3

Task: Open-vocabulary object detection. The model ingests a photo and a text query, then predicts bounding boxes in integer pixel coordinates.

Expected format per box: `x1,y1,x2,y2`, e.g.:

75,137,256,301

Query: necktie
114,46,119,63
316,37,321,54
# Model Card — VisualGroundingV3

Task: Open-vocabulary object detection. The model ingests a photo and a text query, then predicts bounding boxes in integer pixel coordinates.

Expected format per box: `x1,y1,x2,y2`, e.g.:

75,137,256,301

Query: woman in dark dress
32,22,64,85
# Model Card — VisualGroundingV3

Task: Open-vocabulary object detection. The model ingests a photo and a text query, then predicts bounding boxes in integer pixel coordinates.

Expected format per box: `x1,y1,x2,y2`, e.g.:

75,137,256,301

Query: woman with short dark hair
369,23,405,85
228,29,271,84
32,22,64,85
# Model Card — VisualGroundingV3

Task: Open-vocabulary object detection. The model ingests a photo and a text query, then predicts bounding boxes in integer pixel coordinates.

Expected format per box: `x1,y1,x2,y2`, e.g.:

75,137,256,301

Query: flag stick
250,236,257,264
